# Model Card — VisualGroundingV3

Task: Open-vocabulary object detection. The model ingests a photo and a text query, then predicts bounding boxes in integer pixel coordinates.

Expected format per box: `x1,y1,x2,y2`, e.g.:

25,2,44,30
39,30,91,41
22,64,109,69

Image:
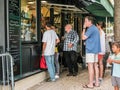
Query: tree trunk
114,0,120,41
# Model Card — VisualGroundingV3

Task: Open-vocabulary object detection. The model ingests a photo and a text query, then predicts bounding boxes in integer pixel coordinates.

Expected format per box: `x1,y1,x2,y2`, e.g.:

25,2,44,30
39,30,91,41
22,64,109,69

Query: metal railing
0,53,14,90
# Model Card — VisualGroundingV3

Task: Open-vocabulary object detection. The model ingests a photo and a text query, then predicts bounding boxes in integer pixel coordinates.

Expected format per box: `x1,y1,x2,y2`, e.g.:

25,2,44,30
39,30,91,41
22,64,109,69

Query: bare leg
114,86,119,90
99,59,103,79
87,63,94,87
94,62,99,86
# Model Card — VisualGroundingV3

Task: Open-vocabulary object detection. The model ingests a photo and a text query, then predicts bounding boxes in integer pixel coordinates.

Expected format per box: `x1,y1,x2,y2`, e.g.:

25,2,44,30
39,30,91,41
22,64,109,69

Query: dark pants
103,52,110,77
64,51,78,74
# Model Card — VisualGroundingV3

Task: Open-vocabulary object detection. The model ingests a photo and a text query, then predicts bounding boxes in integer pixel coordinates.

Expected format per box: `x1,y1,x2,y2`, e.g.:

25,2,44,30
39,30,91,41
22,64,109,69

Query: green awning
85,0,113,17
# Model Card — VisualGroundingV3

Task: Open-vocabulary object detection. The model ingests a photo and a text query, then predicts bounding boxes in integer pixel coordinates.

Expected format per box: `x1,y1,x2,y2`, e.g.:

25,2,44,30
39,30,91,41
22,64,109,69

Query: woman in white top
96,21,106,83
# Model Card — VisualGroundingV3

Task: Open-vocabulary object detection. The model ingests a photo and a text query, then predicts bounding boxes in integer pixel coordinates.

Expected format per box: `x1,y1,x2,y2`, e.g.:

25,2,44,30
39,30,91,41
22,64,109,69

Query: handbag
40,56,47,70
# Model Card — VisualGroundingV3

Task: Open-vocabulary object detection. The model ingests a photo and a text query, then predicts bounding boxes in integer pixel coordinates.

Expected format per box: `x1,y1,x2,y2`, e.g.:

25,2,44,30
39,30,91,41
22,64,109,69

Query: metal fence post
0,53,14,90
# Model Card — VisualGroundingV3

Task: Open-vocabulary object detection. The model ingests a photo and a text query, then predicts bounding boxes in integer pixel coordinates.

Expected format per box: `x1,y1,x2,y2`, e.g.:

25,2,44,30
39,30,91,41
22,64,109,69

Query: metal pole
2,56,5,90
6,56,10,90
0,53,14,90
9,54,14,90
106,17,108,34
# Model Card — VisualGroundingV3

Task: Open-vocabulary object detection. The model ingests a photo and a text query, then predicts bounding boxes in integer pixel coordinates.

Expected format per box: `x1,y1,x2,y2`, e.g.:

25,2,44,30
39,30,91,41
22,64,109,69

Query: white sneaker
46,79,56,82
51,79,56,82
55,75,59,79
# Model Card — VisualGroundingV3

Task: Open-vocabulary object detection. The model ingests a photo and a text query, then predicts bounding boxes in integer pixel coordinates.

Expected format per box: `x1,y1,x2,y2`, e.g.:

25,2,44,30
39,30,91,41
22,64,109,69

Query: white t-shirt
42,30,58,55
99,30,105,55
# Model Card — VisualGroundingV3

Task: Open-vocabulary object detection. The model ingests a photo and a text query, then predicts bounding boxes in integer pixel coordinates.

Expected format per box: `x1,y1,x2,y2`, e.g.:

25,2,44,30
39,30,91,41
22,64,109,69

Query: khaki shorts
86,53,98,63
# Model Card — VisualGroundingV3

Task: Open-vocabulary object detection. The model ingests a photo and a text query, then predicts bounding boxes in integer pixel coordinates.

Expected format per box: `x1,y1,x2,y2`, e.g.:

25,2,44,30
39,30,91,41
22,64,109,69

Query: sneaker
51,79,56,82
46,79,56,82
55,75,59,79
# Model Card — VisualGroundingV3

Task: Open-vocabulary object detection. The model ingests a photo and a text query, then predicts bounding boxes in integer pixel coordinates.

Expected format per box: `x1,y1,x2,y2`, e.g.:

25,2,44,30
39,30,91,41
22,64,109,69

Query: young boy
107,42,120,90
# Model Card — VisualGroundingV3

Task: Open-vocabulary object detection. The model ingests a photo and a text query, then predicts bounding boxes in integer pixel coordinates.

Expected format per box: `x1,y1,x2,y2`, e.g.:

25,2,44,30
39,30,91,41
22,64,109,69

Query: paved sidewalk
28,69,113,90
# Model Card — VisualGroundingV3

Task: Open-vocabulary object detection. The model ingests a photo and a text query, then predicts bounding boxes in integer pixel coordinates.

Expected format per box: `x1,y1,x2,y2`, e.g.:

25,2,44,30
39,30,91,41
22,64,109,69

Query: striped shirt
63,30,79,52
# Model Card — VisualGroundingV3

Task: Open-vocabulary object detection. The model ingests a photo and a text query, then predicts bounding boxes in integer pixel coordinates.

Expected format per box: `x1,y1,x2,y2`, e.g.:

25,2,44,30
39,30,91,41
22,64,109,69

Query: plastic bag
40,56,47,70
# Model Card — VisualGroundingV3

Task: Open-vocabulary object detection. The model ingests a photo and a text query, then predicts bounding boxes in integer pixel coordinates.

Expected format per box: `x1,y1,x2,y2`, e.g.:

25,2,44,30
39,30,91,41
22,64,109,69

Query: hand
83,23,86,29
84,42,86,45
68,43,73,48
107,58,113,64
42,52,44,56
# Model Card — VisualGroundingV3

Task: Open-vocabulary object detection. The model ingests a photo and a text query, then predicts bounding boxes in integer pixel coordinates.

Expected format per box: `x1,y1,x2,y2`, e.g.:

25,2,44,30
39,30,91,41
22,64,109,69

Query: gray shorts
112,76,120,87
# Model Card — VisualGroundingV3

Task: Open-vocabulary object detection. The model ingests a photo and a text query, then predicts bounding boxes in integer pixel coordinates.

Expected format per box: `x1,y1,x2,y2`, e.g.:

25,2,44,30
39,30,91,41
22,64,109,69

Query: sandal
83,84,94,89
93,83,100,87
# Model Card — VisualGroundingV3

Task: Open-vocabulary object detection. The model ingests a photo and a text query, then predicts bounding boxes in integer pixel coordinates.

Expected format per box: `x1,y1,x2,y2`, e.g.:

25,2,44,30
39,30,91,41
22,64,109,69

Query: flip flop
83,85,94,89
93,83,100,87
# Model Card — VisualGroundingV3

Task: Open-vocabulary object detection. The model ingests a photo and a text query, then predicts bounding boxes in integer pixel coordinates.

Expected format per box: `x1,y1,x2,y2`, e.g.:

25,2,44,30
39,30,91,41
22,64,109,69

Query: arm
82,23,88,40
56,38,60,45
68,31,79,48
107,58,120,64
42,42,47,55
55,33,60,45
111,59,120,64
42,32,47,55
82,28,87,40
71,31,79,44
61,34,66,40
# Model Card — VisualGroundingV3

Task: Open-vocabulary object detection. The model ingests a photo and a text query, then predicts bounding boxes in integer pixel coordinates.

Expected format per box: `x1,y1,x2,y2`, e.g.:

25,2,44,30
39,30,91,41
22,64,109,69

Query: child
107,41,120,90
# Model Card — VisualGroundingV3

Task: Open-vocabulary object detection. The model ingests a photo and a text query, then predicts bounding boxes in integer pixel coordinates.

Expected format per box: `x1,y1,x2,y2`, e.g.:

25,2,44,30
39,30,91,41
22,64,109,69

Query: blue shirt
111,53,120,78
85,25,101,53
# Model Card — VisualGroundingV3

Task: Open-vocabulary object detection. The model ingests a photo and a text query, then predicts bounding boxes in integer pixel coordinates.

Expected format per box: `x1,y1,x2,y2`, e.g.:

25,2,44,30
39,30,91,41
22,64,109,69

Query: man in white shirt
42,23,60,82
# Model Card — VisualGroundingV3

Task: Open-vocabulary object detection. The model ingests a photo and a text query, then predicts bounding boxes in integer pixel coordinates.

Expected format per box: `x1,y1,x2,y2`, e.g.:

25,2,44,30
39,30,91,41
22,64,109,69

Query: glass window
41,4,61,36
21,0,37,42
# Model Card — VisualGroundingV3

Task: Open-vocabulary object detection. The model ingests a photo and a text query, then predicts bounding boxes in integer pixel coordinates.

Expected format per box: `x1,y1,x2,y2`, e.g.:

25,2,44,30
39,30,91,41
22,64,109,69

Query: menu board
8,0,20,75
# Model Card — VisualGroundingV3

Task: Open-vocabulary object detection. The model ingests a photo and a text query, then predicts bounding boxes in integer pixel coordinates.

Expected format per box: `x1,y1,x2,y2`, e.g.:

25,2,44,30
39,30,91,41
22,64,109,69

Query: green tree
114,0,120,41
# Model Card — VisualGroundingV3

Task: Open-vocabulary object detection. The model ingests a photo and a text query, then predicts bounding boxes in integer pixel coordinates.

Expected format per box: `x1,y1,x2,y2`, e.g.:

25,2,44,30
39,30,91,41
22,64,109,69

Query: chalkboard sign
8,0,20,75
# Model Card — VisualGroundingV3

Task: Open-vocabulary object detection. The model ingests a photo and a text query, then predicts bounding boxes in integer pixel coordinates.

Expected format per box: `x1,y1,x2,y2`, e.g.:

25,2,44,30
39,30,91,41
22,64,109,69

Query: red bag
40,56,47,69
